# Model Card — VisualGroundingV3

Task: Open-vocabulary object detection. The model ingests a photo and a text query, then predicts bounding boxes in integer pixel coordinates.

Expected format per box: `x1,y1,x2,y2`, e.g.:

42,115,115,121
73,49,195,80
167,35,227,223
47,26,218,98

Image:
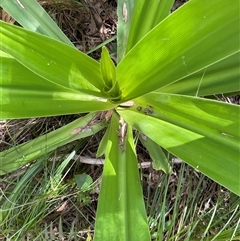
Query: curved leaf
117,0,240,101
0,55,116,119
0,21,106,96
117,93,240,195
0,0,73,45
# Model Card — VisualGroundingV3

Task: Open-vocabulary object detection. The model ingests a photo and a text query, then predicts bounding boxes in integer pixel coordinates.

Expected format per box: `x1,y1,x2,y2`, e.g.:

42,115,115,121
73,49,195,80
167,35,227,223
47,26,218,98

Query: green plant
0,0,239,240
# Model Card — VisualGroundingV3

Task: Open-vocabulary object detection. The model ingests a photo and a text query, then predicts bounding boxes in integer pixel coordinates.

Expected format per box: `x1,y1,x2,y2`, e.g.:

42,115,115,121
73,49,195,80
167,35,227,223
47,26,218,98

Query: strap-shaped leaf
117,93,240,195
0,21,105,96
0,0,73,45
117,0,133,62
94,112,150,241
0,55,116,119
0,113,107,175
158,52,240,96
117,0,239,101
126,0,175,53
117,0,175,62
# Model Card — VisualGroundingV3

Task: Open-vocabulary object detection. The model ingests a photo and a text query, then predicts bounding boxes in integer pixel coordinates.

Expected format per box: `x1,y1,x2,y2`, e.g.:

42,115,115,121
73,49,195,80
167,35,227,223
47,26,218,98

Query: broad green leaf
139,134,172,174
94,112,150,241
159,52,240,96
117,93,240,195
117,0,175,62
0,0,73,45
126,0,175,53
117,0,134,62
0,113,107,175
0,21,107,96
75,173,93,191
0,55,116,119
117,0,239,101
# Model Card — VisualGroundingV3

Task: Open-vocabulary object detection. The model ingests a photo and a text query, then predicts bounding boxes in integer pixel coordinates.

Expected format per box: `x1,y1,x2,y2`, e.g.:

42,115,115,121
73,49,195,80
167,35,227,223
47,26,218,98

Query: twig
72,155,182,168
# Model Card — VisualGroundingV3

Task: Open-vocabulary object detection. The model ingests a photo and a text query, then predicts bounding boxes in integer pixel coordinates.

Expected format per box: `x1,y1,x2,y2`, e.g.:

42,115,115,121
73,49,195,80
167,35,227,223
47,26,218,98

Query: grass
1,152,239,240
0,149,97,240
0,0,240,240
145,163,240,240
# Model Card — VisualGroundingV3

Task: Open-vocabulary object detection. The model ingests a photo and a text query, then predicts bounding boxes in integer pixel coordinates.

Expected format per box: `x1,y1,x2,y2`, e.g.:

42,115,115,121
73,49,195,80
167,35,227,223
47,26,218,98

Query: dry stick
4,156,183,181
73,155,182,168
